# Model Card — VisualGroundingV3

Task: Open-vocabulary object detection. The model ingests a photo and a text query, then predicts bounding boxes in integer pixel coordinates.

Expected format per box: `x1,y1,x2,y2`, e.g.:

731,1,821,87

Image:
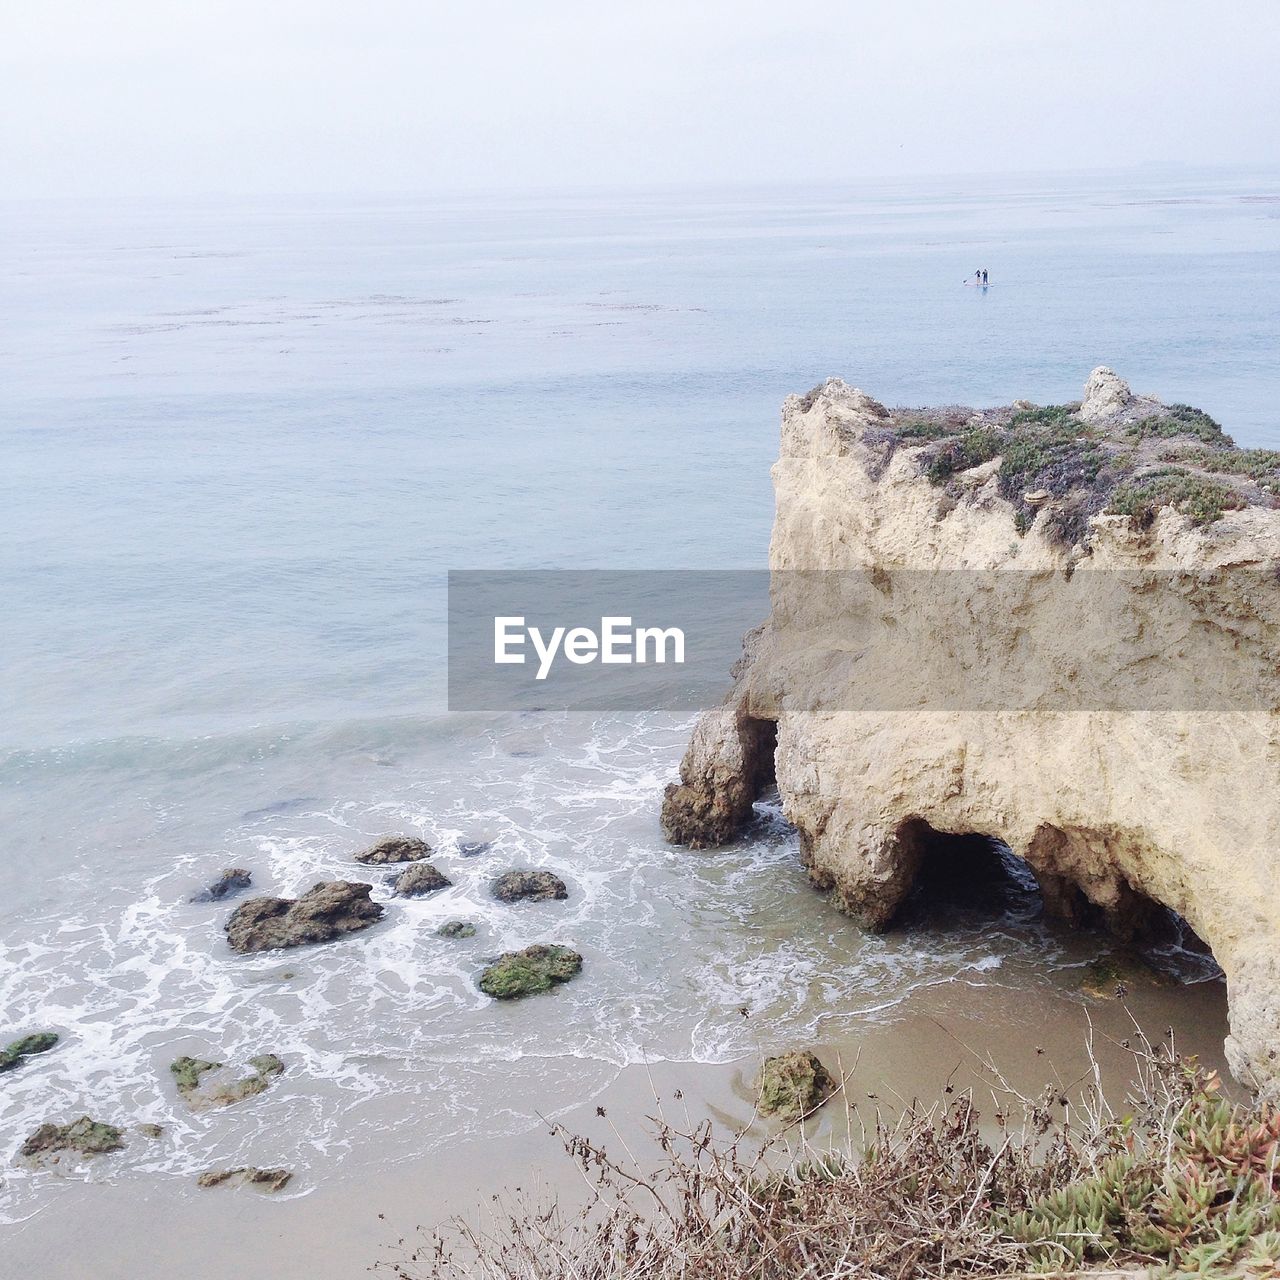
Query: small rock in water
437,920,477,939
0,1032,59,1072
387,862,452,897
136,1123,165,1139
757,1050,835,1122
490,869,569,903
478,944,582,999
19,1117,126,1167
170,1053,285,1111
189,868,253,903
457,840,491,858
197,1166,292,1193
225,881,384,953
354,835,432,865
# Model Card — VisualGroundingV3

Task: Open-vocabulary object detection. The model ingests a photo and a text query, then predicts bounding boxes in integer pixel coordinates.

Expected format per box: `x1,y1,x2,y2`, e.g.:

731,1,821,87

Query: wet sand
3,970,1230,1280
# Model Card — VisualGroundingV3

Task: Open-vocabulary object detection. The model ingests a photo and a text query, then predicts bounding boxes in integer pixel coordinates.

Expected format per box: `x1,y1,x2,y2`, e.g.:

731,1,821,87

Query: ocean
0,169,1274,1220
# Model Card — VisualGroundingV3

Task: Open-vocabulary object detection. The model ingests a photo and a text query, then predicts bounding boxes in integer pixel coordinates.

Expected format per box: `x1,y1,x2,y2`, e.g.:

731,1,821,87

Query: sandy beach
3,967,1231,1279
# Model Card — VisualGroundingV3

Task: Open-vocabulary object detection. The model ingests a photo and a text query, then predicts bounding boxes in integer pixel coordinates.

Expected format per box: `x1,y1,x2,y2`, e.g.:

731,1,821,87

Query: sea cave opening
889,818,1223,988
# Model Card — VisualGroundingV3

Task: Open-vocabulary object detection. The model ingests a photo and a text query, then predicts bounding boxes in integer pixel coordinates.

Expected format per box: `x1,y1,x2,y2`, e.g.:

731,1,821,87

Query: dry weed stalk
380,1028,1280,1279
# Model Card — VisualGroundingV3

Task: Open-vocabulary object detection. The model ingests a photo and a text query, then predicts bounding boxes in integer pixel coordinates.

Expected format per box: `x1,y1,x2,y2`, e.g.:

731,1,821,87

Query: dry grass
379,1029,1280,1280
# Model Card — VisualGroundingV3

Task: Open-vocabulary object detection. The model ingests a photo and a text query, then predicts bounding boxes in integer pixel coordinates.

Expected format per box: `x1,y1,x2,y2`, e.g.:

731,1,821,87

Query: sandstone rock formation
662,371,1280,1100
225,881,384,953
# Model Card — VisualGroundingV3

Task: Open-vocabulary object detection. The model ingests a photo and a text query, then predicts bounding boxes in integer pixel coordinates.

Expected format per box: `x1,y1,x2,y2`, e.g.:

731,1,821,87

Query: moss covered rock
758,1050,835,1122
0,1032,59,1072
170,1052,285,1110
478,944,582,999
437,920,477,939
19,1116,125,1166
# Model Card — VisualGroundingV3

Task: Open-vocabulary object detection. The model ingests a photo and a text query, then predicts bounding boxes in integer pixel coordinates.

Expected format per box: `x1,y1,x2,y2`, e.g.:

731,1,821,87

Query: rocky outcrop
355,836,432,864
388,862,452,896
225,881,383,953
491,870,568,903
189,868,253,903
663,371,1280,1100
478,944,582,998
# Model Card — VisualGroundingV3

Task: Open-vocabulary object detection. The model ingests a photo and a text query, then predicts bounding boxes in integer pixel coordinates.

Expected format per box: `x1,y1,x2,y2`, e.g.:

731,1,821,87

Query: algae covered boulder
225,881,383,953
491,869,568,903
478,944,582,999
170,1052,285,1110
0,1032,59,1072
389,861,452,897
437,920,477,939
757,1050,835,1122
19,1116,125,1167
355,836,431,865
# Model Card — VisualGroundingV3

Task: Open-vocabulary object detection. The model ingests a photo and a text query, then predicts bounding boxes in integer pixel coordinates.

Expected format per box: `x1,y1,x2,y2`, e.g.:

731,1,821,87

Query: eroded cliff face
662,372,1280,1099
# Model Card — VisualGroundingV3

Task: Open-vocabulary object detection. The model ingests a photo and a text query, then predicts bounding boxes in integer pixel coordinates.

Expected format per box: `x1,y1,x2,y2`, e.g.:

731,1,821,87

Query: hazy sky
3,0,1278,197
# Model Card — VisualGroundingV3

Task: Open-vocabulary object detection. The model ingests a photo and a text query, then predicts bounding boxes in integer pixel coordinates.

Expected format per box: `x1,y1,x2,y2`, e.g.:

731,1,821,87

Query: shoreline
2,966,1231,1279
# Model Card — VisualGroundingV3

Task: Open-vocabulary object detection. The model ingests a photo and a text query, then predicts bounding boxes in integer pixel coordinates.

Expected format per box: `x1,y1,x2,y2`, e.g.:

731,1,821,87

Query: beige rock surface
662,374,1280,1099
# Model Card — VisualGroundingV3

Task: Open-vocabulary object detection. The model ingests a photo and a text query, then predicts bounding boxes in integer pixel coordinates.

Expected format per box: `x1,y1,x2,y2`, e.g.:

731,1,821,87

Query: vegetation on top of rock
401,1043,1280,1280
1162,444,1280,481
1126,403,1233,446
757,1050,835,1122
19,1116,125,1164
888,384,1267,544
0,1031,59,1072
477,944,582,999
1107,468,1246,527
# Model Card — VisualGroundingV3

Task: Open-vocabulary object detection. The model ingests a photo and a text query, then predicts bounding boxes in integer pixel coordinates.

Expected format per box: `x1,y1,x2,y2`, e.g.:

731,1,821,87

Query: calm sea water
0,170,1273,1214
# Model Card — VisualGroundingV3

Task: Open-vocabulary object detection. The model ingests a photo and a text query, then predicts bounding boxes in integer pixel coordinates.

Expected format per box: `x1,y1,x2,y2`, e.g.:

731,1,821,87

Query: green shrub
925,427,1003,484
1127,405,1233,447
1108,468,1245,527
